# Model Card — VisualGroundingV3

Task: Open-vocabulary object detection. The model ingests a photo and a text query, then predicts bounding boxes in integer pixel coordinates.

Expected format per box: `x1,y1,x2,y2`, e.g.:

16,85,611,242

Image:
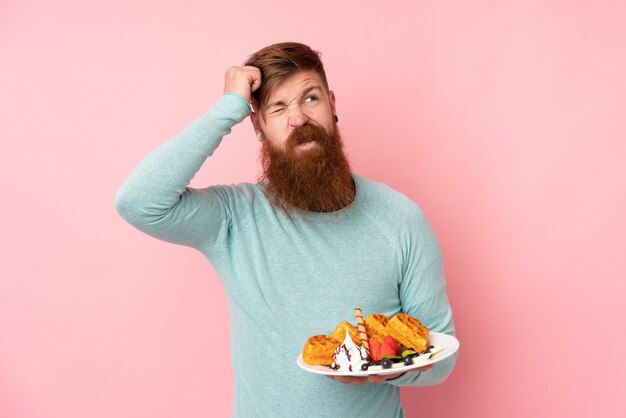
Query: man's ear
250,110,260,133
329,90,337,115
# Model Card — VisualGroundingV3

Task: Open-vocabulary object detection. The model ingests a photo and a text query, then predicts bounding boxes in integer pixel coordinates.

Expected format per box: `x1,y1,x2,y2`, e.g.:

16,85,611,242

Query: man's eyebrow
301,85,322,98
266,86,323,109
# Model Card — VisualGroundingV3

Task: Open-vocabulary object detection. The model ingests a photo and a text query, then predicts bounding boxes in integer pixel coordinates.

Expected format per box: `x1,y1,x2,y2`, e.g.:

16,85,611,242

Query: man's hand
325,364,434,385
224,66,262,103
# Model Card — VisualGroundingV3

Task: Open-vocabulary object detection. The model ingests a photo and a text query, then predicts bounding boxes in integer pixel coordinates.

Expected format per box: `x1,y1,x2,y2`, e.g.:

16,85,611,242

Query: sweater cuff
221,92,253,117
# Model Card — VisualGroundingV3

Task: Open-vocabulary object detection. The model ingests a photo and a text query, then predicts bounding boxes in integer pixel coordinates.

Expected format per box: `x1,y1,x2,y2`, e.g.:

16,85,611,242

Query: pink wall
2,0,625,417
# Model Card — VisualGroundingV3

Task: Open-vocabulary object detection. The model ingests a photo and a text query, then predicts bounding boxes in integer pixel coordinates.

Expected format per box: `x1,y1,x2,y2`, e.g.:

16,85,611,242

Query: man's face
250,70,354,213
251,70,337,153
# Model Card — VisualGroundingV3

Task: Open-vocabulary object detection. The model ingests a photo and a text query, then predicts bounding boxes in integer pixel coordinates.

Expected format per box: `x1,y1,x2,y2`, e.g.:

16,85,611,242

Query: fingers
325,365,433,386
247,67,262,93
325,375,368,385
223,66,262,102
416,364,434,372
367,374,390,384
326,373,399,385
367,371,404,384
329,372,400,385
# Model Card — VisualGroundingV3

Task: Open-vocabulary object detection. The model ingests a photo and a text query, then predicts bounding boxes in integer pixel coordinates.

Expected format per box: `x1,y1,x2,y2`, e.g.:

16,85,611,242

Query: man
115,42,456,417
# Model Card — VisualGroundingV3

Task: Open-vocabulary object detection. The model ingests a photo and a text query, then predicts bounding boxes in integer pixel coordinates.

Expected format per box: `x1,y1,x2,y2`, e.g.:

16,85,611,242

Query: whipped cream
330,329,370,372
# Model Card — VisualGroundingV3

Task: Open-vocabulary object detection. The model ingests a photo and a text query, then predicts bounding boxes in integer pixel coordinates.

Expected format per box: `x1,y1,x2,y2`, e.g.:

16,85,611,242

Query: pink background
1,0,625,417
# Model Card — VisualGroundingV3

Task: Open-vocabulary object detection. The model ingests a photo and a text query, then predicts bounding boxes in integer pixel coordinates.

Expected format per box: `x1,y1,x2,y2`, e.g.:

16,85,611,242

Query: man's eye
271,108,285,114
305,95,319,103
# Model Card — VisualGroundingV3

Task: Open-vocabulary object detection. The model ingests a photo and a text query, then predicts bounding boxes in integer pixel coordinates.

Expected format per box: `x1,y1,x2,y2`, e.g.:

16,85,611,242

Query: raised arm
114,66,261,252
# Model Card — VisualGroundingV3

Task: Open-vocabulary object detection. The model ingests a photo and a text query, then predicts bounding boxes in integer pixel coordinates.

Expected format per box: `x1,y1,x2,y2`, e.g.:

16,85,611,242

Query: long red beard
259,123,354,214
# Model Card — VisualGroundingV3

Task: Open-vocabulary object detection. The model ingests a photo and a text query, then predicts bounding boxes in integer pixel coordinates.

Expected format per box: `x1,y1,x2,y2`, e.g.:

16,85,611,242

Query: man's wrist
223,92,253,114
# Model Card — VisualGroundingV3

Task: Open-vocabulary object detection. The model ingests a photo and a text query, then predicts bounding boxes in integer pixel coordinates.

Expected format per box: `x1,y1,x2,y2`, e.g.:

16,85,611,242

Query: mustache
286,123,330,148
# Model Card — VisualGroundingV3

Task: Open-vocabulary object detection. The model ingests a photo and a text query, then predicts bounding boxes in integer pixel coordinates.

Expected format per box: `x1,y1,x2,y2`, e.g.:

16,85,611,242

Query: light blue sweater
115,93,456,418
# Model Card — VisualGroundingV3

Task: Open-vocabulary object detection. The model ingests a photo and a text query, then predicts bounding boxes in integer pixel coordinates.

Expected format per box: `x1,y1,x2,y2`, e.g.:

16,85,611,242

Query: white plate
297,331,459,376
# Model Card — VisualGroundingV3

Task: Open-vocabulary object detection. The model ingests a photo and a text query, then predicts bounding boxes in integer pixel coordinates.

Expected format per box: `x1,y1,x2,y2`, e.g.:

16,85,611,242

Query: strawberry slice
369,338,382,362
380,340,397,359
384,335,400,355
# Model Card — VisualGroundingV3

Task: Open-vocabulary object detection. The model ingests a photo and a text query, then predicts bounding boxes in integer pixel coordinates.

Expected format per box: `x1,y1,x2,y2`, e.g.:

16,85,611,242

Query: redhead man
115,42,456,417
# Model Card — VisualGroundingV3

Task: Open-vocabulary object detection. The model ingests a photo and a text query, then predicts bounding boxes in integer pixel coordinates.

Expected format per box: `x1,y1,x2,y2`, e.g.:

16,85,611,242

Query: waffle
302,335,340,365
386,313,429,352
331,321,362,346
364,313,390,344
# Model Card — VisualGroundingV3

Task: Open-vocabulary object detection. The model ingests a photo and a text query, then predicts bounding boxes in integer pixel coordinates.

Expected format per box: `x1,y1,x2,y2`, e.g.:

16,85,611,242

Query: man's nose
288,106,309,127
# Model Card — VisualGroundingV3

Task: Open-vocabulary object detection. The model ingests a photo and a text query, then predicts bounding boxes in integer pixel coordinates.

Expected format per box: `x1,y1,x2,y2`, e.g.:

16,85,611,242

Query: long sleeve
386,205,457,387
114,93,251,252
